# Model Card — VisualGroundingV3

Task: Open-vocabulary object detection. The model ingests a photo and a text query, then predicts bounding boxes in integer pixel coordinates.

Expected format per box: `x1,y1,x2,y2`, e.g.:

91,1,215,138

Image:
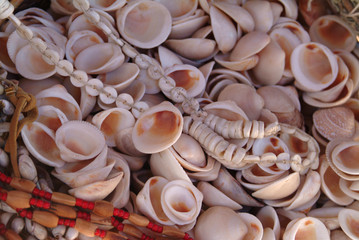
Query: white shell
283,217,330,240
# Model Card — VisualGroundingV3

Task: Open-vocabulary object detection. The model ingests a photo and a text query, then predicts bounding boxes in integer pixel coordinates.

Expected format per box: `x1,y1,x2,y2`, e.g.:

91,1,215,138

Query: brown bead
48,203,77,219
51,192,76,206
32,210,59,228
123,224,142,239
128,213,150,227
103,231,127,240
90,213,112,226
162,225,185,238
9,177,36,193
93,200,114,217
6,191,31,209
75,218,97,237
4,229,22,240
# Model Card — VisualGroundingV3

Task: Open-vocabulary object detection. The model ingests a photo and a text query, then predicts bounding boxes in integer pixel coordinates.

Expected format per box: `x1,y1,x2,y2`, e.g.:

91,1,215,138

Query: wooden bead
4,229,22,240
51,192,76,206
93,200,114,218
128,213,150,227
162,225,185,238
75,218,97,237
90,213,112,226
123,224,142,239
6,191,31,209
48,203,77,219
32,210,59,228
9,177,36,193
103,231,127,240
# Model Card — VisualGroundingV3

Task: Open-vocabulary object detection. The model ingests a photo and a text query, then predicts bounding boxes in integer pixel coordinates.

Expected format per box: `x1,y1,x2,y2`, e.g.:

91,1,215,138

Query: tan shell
282,217,330,240
88,0,126,11
116,0,172,49
313,107,355,141
308,207,344,230
170,9,209,39
0,32,17,74
243,0,274,32
328,139,359,176
310,15,357,52
55,120,106,162
115,127,146,157
238,212,263,240
154,0,198,21
36,105,68,132
338,209,359,240
98,63,139,91
132,101,183,154
256,206,280,240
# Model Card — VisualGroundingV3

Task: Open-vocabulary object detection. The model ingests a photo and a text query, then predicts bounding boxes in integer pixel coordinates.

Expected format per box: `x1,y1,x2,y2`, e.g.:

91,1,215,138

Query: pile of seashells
0,0,359,239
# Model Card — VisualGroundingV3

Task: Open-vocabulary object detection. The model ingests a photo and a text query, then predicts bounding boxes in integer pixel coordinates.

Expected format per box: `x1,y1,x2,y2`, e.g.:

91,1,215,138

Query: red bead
117,223,124,232
100,230,106,238
118,209,124,217
58,219,64,225
36,200,43,208
152,225,158,232
29,198,36,206
39,190,45,197
113,208,119,216
70,220,76,228
64,219,70,226
43,201,50,209
123,211,129,219
82,201,88,209
5,176,11,184
26,211,33,219
0,173,6,182
95,229,100,236
19,210,26,218
88,202,95,210
32,188,40,196
45,192,52,200
147,222,153,229
75,198,83,207
157,226,163,233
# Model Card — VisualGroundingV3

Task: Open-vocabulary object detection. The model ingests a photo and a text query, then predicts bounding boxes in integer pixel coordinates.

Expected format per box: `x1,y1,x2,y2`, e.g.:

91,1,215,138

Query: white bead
158,76,175,92
0,0,14,20
99,86,117,104
132,101,149,118
16,25,33,40
147,63,163,80
97,22,112,36
42,49,60,65
70,70,88,87
116,93,134,110
122,44,138,58
85,9,100,23
85,78,103,96
170,87,187,103
73,0,90,11
30,37,47,53
56,60,73,76
135,54,150,69
182,98,199,115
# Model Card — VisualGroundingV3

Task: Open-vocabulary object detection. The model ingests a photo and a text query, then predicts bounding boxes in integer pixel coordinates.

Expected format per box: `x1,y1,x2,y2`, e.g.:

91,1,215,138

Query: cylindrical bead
6,191,31,209
51,192,76,206
75,218,97,237
4,229,22,240
103,231,126,240
128,213,150,227
162,225,185,238
32,210,59,228
93,200,114,217
48,203,77,219
123,224,143,239
9,177,36,193
90,213,111,226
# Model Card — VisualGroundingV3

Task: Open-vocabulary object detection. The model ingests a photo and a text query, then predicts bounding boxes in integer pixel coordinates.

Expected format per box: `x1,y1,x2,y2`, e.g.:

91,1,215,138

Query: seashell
21,121,65,168
256,206,280,240
213,167,263,207
319,155,354,205
18,154,38,182
19,77,62,97
132,101,183,154
330,229,352,240
74,43,125,75
52,146,110,188
170,9,209,39
15,44,56,80
164,64,206,98
241,164,288,185
65,228,79,240
116,0,172,49
116,152,147,171
238,212,263,240
218,83,264,120
88,0,126,11
98,62,139,91
65,30,104,64
251,40,286,86
243,0,274,32
51,0,77,15
158,46,183,70
327,139,359,176
92,108,135,147
194,206,248,240
262,228,276,240
154,0,198,21
282,217,330,240
115,127,146,157
313,107,355,142
272,18,311,43
55,120,106,162
165,38,216,61
257,86,296,114
279,132,310,157
36,105,68,132
338,209,359,240
309,15,356,52
209,6,237,53
277,0,298,19
339,178,359,200
36,84,82,121
107,149,131,209
252,172,300,200
214,53,259,72
197,181,242,210
270,2,284,24
150,148,191,182
290,42,338,92
0,32,17,74
25,218,48,240
308,207,344,230
68,171,123,201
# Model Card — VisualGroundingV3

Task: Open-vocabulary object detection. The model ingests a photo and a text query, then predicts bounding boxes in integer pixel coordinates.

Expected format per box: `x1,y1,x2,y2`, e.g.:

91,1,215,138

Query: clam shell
88,0,126,11
165,38,217,60
55,120,106,162
194,206,248,240
291,42,338,92
115,127,146,157
51,0,77,15
339,178,359,200
328,139,359,176
338,209,359,240
19,78,62,96
335,49,359,93
238,212,263,240
257,86,296,113
170,10,209,39
132,101,183,154
154,0,198,21
74,43,125,74
0,32,17,74
243,0,274,32
214,53,259,71
158,46,183,70
313,107,355,141
308,207,344,230
36,105,68,132
116,0,172,49
310,15,356,52
282,217,330,240
256,206,280,240
92,108,135,147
